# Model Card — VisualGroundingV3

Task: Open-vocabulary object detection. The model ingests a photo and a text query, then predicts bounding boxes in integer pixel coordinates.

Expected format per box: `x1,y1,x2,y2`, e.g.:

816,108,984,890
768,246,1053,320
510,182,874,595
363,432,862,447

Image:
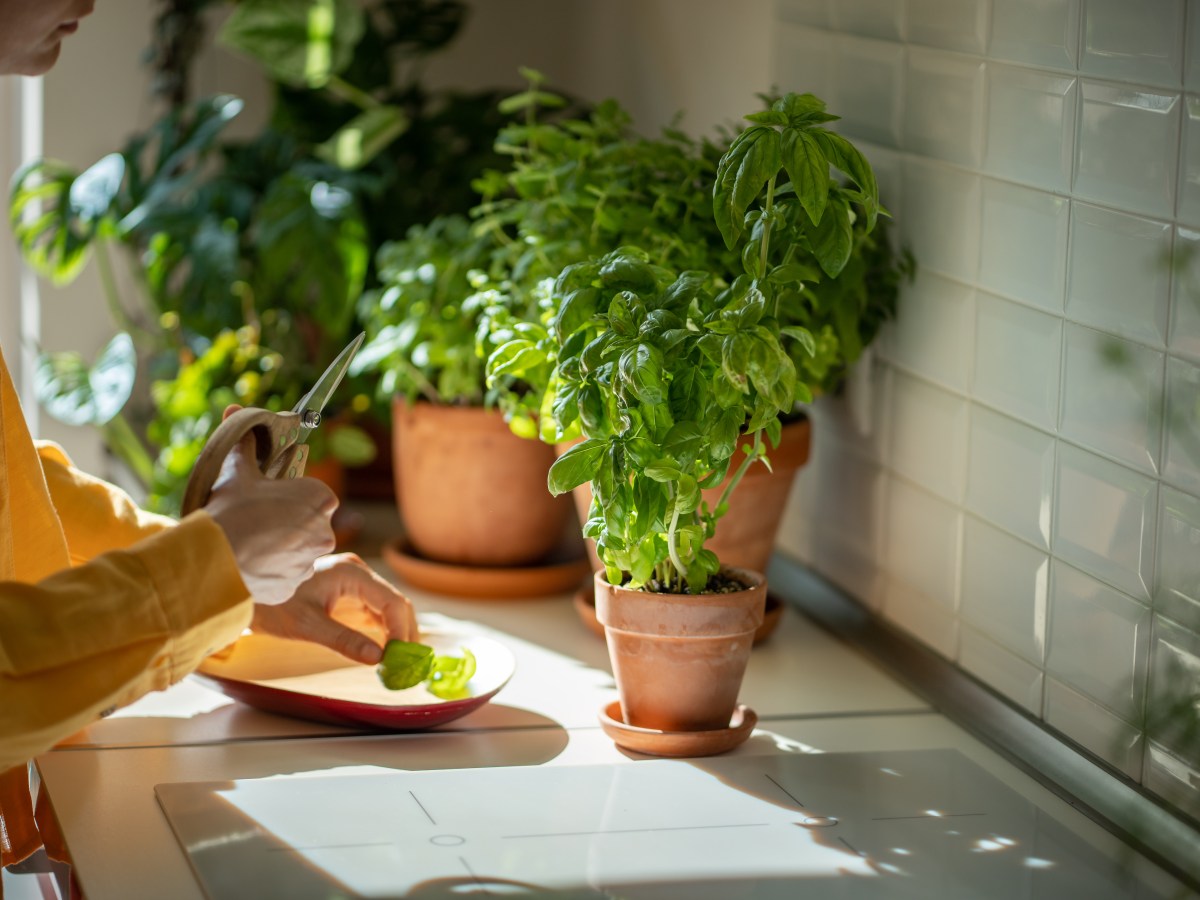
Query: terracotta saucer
382,535,592,599
573,581,785,644
598,701,757,758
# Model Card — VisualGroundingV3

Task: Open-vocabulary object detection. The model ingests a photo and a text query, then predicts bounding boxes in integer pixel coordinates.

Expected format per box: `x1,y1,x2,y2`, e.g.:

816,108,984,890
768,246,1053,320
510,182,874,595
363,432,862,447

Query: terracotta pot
392,398,573,567
594,567,766,733
564,414,812,574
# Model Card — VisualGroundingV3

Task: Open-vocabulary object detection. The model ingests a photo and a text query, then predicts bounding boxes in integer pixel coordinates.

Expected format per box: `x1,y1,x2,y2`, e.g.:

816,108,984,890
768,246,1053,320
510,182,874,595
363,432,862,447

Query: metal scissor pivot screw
300,409,321,429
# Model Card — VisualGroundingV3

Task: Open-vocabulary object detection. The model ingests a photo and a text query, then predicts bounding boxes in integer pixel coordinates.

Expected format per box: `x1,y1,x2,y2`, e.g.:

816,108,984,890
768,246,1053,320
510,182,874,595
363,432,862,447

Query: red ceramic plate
193,628,515,731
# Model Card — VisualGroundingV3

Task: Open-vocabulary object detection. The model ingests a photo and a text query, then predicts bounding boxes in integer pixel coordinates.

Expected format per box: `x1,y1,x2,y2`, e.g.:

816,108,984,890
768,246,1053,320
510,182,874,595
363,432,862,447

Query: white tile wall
833,34,905,148
1078,0,1184,88
960,515,1049,662
966,406,1055,547
887,370,968,500
1156,485,1200,627
770,0,1200,817
1065,204,1172,348
988,0,1079,71
973,291,1062,430
1074,82,1180,219
906,0,988,54
905,49,985,167
1047,560,1151,722
985,66,1077,192
1053,441,1157,601
884,270,973,391
1171,226,1200,361
1059,324,1165,474
979,179,1070,311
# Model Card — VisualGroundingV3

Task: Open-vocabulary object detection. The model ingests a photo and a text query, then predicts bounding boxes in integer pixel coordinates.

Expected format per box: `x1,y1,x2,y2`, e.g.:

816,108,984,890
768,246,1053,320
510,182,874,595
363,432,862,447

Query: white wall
772,0,1200,822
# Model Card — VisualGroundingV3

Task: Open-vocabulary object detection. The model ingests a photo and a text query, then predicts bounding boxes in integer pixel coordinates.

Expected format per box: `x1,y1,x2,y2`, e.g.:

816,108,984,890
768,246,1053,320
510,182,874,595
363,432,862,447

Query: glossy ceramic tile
1053,441,1158,601
775,0,830,28
885,476,962,610
907,0,989,54
1074,81,1181,219
1179,99,1200,228
1170,226,1200,361
828,0,903,41
775,24,834,103
1164,356,1200,493
904,49,986,166
808,528,887,612
1189,7,1200,92
1144,742,1200,820
807,445,886,557
973,292,1063,431
985,66,1077,192
1080,0,1185,88
1155,485,1200,628
959,625,1045,714
1044,677,1145,779
809,356,893,462
960,515,1049,663
988,0,1079,70
1047,560,1151,722
900,158,980,282
885,270,973,391
887,371,969,501
1146,614,1200,764
1060,324,1165,476
966,407,1056,548
832,34,905,147
883,576,960,657
1066,204,1172,348
979,179,1069,313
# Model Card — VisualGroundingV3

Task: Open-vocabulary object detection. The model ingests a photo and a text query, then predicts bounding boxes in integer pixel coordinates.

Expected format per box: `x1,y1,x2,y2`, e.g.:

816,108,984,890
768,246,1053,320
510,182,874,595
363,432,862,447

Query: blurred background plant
9,0,513,513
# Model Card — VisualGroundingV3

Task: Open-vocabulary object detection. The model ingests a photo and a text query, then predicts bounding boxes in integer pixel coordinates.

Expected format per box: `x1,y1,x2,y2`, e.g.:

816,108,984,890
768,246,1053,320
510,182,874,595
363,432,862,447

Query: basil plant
544,93,887,594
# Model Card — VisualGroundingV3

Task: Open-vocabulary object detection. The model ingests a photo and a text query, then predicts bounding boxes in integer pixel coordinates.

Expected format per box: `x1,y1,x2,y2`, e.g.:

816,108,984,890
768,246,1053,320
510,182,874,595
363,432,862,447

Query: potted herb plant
544,93,886,741
483,84,908,641
350,214,580,575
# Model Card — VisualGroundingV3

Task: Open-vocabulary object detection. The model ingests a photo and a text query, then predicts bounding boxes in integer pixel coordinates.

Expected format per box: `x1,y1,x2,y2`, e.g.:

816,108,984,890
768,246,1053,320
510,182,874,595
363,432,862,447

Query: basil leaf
548,438,606,495
781,129,829,227
713,125,781,250
377,641,435,691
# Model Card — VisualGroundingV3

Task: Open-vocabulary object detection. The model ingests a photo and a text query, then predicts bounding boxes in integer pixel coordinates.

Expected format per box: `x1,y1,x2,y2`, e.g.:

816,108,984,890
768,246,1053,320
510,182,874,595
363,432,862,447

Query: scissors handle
180,408,309,516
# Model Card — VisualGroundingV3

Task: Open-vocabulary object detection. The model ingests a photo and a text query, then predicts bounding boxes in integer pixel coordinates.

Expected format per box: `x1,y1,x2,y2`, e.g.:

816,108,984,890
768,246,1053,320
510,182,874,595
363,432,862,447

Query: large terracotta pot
595,567,766,732
566,414,812,573
392,398,572,566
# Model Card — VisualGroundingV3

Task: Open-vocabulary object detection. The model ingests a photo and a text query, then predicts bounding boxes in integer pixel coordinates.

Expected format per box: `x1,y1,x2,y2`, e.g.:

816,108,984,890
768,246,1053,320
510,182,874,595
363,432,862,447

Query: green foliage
376,639,477,699
352,214,498,405
540,93,902,594
9,0,510,512
467,74,738,433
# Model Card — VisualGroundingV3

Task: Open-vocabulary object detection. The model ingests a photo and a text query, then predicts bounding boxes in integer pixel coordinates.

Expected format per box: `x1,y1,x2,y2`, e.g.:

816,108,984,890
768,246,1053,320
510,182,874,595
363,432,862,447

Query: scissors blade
292,332,365,441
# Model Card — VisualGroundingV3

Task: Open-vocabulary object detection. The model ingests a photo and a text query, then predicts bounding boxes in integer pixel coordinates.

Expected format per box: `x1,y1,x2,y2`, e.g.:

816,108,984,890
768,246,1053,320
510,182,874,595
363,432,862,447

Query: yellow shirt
0,346,253,867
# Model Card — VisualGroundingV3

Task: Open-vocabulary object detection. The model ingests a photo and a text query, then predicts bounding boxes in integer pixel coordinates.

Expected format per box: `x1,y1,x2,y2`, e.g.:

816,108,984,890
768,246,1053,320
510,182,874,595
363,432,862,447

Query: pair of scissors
180,333,365,516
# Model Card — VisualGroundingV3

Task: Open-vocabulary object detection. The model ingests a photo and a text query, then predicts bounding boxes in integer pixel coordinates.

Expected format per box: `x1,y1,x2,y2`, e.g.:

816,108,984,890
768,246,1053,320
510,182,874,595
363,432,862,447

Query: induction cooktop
155,748,1169,899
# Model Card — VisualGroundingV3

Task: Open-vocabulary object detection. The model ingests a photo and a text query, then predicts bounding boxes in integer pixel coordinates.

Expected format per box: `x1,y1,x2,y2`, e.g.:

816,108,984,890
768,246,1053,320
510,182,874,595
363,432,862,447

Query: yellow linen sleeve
0,512,252,772
35,441,175,563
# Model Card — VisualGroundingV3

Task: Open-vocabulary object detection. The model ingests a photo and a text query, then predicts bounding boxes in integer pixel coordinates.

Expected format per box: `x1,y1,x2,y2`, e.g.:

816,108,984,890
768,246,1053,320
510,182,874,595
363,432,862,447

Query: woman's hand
204,431,339,606
250,553,419,664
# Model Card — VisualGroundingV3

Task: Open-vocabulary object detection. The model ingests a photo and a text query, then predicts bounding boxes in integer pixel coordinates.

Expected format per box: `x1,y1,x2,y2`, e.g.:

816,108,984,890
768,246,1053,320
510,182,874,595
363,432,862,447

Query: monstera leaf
220,0,365,88
34,332,136,427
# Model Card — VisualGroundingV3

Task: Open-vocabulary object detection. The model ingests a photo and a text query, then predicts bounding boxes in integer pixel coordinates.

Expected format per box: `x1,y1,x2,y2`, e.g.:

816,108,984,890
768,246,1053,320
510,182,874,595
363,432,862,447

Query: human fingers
252,597,383,665
222,403,244,421
316,554,419,641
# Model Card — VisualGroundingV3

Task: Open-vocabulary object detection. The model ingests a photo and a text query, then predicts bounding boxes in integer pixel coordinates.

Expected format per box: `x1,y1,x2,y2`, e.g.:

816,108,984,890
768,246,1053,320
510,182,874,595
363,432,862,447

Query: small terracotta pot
392,398,572,567
595,568,766,733
564,414,812,574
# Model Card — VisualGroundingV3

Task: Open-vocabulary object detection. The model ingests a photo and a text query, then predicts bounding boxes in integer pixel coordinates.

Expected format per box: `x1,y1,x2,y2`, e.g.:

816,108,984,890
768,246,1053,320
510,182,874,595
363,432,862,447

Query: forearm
0,513,252,770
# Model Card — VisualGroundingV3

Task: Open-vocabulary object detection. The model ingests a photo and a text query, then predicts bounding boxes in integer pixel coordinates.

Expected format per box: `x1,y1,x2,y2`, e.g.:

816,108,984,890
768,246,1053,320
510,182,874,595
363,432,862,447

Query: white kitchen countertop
24,553,1193,899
